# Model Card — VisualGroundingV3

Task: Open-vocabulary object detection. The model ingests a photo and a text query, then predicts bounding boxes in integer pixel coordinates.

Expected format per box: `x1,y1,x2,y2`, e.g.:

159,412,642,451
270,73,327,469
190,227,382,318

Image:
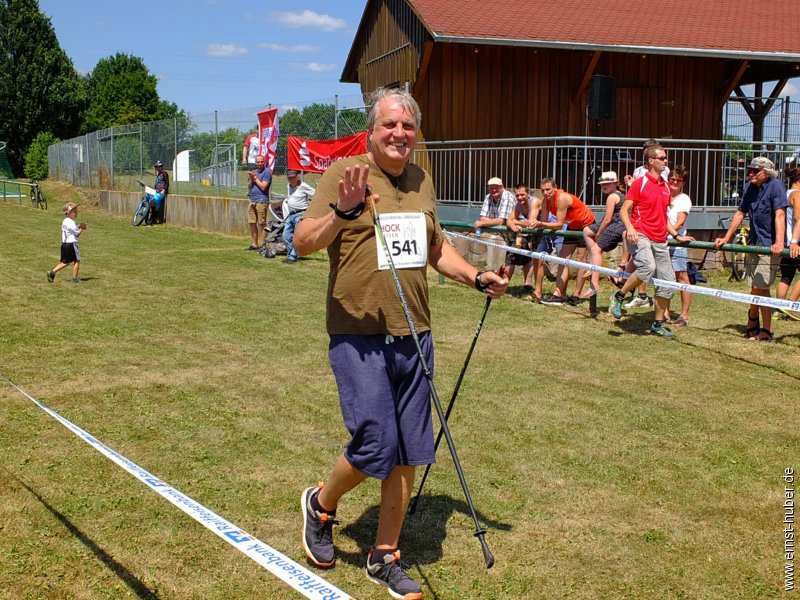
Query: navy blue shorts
328,332,435,479
59,242,80,264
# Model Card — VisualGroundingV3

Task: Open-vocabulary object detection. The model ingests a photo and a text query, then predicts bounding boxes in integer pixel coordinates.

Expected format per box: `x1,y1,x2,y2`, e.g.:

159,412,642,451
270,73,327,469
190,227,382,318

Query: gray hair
366,87,421,130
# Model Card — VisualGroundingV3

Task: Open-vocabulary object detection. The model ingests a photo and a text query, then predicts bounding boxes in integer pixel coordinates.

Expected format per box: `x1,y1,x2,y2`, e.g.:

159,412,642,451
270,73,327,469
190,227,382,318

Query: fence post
110,130,115,190
467,144,473,209
703,143,709,212
334,95,339,139
174,117,178,196
214,110,219,195
783,96,790,146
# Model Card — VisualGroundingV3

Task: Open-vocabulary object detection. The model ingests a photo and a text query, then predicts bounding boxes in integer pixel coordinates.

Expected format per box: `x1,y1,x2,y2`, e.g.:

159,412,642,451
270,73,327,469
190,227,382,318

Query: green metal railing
0,179,46,209
440,220,791,257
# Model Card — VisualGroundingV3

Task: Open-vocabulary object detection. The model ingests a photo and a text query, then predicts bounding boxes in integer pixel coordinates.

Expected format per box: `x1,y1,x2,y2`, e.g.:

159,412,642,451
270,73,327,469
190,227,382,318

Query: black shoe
283,258,298,264
366,549,423,599
539,293,565,306
301,484,337,568
47,270,55,282
565,295,583,307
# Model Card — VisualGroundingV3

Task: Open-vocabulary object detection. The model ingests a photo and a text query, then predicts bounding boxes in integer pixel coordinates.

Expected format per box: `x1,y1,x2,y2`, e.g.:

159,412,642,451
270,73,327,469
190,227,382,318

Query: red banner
287,131,368,173
257,107,279,173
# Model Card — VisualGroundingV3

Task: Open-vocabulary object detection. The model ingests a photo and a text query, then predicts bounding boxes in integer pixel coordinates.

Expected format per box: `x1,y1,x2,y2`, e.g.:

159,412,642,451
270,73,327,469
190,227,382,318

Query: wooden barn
343,0,799,142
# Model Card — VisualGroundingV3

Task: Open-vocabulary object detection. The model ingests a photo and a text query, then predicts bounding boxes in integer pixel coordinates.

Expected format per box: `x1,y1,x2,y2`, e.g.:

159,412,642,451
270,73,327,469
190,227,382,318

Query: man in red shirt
609,145,694,337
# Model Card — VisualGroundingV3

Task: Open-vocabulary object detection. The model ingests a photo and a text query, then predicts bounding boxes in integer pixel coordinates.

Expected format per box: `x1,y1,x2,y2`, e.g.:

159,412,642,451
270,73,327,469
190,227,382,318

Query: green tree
83,53,170,132
0,0,85,175
187,128,242,170
23,131,59,179
276,103,366,172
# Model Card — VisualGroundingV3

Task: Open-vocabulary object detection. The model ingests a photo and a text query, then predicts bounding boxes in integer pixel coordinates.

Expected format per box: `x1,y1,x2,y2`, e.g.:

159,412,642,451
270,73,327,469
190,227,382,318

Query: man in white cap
715,156,787,341
472,176,514,232
281,169,315,264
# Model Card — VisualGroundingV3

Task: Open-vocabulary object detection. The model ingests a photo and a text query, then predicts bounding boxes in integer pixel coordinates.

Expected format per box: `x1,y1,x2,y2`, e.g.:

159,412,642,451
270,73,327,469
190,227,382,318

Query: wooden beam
763,77,789,113
412,41,434,97
718,60,749,107
572,51,602,104
734,85,757,121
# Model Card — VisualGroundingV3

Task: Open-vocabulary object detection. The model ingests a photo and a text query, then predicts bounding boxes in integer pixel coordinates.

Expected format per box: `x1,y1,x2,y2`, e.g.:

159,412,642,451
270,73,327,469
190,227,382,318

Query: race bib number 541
375,212,428,270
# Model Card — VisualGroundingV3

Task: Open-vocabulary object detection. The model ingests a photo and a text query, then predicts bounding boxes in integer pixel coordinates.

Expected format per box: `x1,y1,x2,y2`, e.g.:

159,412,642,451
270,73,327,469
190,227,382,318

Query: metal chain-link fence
47,93,368,197
723,96,800,151
48,94,799,199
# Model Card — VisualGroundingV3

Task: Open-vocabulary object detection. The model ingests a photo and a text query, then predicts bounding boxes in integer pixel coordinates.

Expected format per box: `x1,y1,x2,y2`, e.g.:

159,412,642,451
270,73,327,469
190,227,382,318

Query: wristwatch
475,271,490,293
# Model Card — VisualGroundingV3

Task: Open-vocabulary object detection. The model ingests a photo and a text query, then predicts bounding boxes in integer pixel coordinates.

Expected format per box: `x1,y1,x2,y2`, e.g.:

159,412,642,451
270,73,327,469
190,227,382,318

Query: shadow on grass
337,494,511,569
10,473,159,599
607,312,655,336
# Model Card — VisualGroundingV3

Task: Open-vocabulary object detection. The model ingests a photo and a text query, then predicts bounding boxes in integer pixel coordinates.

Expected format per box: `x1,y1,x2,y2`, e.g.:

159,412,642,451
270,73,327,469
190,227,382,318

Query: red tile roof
407,0,800,61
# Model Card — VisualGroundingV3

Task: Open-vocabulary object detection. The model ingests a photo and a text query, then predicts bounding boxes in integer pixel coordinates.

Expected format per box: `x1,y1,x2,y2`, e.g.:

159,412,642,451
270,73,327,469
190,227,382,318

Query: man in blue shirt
715,157,787,341
246,154,272,250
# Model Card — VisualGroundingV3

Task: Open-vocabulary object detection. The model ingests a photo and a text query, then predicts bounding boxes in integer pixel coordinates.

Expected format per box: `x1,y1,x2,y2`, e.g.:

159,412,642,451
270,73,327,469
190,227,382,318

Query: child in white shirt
47,203,87,283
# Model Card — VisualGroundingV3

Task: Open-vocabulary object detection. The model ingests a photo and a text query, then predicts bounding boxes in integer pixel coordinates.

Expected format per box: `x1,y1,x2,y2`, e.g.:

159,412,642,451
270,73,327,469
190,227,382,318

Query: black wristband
330,202,365,221
475,271,490,293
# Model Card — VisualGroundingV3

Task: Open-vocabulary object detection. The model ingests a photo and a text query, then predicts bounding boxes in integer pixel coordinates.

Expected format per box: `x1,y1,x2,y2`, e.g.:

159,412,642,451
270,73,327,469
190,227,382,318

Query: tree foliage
0,0,85,175
187,128,242,170
275,103,366,172
23,131,59,179
83,53,184,133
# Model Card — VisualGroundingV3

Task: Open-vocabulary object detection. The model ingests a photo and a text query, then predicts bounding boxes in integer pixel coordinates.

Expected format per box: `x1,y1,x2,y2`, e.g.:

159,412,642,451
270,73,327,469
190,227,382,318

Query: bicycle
718,216,749,281
29,181,47,210
132,181,155,226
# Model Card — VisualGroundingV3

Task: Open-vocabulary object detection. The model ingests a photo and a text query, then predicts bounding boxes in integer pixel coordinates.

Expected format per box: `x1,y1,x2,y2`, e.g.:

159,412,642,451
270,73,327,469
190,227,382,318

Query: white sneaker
624,295,651,308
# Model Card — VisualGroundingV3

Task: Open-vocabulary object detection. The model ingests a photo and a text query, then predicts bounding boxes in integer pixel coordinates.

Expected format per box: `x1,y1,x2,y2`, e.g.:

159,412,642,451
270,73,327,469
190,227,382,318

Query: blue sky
39,1,369,116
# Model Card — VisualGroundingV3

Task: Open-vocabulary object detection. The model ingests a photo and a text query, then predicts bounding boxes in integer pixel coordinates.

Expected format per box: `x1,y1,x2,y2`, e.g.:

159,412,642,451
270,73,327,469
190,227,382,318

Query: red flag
257,107,279,173
287,131,368,173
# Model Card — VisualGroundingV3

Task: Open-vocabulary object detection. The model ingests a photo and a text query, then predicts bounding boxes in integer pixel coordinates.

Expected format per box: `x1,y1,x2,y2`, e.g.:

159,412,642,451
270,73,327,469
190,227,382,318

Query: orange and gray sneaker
366,548,424,599
301,483,337,568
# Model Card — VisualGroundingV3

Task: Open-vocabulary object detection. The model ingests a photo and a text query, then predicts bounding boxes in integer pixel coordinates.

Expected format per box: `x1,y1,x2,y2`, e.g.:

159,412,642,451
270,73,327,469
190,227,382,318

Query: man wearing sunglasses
609,145,694,338
714,157,787,341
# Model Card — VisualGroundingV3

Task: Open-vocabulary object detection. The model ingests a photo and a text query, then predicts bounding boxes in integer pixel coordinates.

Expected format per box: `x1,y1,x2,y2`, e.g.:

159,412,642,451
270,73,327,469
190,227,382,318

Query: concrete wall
100,191,250,237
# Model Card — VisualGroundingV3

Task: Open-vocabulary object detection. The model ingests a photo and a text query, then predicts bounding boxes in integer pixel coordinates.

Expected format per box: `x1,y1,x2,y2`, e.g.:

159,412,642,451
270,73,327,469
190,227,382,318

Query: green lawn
0,194,797,599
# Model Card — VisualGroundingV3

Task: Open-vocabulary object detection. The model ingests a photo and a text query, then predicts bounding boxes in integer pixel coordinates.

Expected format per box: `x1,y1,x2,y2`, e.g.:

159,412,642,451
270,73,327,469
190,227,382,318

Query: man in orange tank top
531,177,601,305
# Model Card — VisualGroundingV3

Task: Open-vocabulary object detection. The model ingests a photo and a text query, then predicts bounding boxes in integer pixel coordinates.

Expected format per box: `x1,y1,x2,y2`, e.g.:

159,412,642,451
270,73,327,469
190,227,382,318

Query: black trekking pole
408,266,502,516
366,194,495,569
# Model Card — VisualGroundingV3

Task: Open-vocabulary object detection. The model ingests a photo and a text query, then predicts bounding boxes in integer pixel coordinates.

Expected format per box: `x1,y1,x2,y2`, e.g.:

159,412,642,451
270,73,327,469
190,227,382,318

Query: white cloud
783,81,799,97
301,62,338,72
280,104,300,113
259,43,320,54
271,10,347,32
205,43,249,58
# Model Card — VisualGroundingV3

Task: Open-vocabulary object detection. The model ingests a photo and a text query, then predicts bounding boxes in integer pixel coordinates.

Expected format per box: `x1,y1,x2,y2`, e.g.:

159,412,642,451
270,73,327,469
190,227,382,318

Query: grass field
1,190,798,599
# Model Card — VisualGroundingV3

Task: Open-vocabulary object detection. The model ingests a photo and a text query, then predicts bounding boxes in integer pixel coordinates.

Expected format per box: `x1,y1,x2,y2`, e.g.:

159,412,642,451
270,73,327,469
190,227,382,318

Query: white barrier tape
449,231,800,313
1,375,354,600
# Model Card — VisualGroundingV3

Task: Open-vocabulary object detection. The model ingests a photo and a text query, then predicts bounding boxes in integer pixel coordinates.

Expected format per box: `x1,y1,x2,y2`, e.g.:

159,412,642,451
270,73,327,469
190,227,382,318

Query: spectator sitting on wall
473,176,514,233
530,177,600,306
505,183,537,299
282,169,315,264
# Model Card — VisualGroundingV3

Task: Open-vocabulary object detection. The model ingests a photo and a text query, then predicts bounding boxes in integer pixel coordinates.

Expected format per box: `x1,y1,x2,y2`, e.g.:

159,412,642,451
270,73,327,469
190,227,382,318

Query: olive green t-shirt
304,154,444,336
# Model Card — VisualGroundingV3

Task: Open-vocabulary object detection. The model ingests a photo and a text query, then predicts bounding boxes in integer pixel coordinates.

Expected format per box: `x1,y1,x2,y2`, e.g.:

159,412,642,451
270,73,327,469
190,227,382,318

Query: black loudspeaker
588,75,615,121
